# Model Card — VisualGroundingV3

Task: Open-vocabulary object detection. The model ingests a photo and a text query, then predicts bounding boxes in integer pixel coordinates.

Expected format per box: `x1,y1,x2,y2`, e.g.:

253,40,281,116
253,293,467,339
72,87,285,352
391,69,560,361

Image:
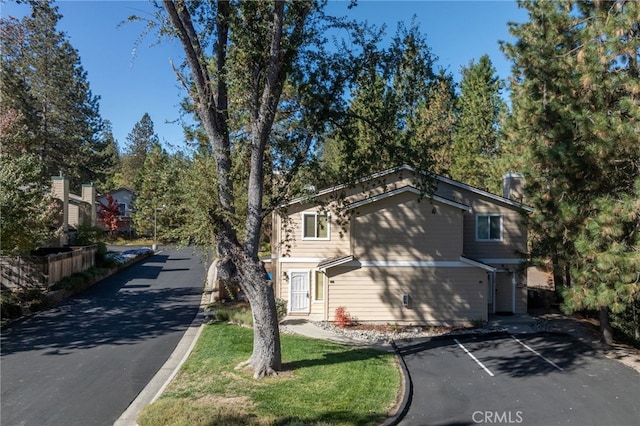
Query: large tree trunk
599,305,614,346
233,252,282,378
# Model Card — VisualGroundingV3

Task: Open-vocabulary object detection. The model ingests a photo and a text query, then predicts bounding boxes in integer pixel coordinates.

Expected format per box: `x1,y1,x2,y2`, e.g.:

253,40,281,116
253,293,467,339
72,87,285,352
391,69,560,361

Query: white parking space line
453,338,495,377
511,335,564,371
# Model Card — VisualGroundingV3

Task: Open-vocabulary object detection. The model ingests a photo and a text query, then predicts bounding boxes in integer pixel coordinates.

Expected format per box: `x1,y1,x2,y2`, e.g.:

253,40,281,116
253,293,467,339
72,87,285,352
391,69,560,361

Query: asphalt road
1,247,205,426
397,332,640,426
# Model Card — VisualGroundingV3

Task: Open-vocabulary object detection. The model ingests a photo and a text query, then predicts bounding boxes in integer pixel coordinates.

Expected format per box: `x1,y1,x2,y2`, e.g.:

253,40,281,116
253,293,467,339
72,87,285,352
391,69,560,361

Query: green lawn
138,323,401,426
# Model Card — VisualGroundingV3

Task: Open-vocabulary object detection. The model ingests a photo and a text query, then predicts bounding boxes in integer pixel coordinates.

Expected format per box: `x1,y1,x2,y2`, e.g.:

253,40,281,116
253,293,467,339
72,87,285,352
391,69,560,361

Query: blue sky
2,0,528,152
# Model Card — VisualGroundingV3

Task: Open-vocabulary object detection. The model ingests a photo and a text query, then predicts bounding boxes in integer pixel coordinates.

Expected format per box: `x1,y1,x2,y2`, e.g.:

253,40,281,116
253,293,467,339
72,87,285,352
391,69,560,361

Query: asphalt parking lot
396,332,640,426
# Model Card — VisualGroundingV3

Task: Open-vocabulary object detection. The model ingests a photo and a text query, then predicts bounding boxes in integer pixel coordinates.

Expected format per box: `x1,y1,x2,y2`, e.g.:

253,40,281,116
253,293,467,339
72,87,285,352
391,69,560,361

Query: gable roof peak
285,164,533,212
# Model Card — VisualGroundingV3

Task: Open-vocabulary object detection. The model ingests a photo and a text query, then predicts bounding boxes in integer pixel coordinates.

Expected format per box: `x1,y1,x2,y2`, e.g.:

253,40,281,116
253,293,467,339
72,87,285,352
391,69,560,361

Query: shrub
275,298,287,320
75,224,105,245
334,306,352,328
50,266,110,292
1,286,23,320
205,302,252,325
230,308,254,326
611,299,640,345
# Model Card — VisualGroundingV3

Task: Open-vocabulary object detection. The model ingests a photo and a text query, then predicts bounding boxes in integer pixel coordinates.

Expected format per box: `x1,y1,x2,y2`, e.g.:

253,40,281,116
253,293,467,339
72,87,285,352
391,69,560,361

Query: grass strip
138,322,401,426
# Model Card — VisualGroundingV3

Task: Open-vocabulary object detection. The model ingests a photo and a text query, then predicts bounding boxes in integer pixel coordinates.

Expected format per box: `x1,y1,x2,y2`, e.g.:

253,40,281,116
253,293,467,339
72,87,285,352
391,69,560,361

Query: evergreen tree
451,54,505,192
565,182,640,344
503,0,580,289
133,143,188,239
321,21,438,183
503,0,640,344
411,70,457,176
92,120,121,193
0,1,105,189
0,108,57,255
323,71,399,179
390,20,436,136
122,113,159,190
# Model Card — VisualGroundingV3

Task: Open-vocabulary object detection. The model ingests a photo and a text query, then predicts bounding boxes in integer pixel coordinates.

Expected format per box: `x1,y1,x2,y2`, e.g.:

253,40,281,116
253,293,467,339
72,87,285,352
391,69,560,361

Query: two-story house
271,165,532,325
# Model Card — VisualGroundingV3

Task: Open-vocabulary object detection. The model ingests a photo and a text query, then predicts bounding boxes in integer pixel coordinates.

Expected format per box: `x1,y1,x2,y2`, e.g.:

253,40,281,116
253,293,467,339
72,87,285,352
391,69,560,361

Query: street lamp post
153,206,164,251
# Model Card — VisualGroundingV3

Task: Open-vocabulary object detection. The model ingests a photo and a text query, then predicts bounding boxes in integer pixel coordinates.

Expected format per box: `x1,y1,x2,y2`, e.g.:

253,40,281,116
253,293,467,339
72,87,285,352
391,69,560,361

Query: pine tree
0,108,57,255
390,20,436,135
503,0,640,344
565,182,640,344
450,54,505,192
133,142,178,238
321,21,438,183
1,1,105,189
122,113,159,190
323,71,399,179
411,70,457,176
92,120,121,193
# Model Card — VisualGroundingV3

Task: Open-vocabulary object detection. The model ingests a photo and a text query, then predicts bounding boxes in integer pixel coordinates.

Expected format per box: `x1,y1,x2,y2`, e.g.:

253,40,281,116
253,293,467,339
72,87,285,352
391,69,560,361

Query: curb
113,270,211,426
382,341,413,426
113,320,204,426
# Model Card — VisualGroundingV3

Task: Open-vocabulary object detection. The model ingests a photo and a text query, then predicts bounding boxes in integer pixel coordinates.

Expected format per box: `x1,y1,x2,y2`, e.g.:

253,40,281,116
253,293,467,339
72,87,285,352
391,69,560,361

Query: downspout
512,271,516,313
324,271,329,323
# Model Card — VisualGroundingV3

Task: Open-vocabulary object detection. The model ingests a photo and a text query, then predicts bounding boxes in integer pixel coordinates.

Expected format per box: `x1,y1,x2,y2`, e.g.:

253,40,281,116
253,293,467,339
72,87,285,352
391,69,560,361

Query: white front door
289,270,310,313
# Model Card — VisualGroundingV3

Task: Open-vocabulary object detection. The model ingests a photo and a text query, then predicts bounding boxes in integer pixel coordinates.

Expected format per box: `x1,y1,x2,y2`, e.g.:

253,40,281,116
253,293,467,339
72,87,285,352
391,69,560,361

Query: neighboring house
271,165,533,325
96,187,136,235
51,176,96,246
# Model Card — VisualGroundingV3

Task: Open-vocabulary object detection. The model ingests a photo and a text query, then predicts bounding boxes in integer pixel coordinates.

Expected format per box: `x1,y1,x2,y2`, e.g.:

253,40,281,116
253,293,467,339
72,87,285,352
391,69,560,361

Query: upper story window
476,214,502,241
117,203,127,217
302,212,329,240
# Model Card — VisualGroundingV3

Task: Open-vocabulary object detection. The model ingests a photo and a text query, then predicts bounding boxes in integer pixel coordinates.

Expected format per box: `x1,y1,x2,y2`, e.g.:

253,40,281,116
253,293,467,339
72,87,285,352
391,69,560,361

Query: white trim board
279,257,493,268
479,258,525,265
278,257,325,263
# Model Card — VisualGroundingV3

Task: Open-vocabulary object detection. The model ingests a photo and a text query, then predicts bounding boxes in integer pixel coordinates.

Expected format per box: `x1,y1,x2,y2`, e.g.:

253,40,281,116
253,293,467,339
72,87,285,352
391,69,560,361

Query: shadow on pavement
0,253,201,356
395,332,595,377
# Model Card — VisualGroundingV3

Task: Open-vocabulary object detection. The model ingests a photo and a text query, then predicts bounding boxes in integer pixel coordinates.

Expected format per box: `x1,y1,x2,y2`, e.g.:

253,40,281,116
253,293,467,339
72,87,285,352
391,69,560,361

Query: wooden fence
1,245,97,289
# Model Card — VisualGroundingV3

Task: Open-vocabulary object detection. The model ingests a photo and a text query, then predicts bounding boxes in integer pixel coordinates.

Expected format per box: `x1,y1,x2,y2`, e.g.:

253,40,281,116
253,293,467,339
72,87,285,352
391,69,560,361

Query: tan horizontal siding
352,191,464,261
463,209,525,259
278,204,350,260
435,182,527,260
327,266,486,325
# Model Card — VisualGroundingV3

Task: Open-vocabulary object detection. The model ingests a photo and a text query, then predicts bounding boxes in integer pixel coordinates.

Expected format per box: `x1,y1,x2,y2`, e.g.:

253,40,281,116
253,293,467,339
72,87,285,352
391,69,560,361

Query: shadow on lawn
272,412,385,426
283,346,387,371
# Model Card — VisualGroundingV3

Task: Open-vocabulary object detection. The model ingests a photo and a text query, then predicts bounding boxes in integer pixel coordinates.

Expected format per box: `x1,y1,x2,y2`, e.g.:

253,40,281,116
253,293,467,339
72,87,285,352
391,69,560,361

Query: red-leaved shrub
334,306,352,328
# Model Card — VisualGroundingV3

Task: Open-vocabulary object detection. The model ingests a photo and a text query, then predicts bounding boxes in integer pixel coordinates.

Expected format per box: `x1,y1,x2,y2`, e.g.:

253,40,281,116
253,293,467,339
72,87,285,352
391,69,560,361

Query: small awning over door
317,255,354,272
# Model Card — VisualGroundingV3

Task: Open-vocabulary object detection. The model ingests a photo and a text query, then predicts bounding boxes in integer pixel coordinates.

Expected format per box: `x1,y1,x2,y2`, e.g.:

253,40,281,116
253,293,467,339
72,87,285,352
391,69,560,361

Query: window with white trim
302,212,329,240
476,214,502,241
